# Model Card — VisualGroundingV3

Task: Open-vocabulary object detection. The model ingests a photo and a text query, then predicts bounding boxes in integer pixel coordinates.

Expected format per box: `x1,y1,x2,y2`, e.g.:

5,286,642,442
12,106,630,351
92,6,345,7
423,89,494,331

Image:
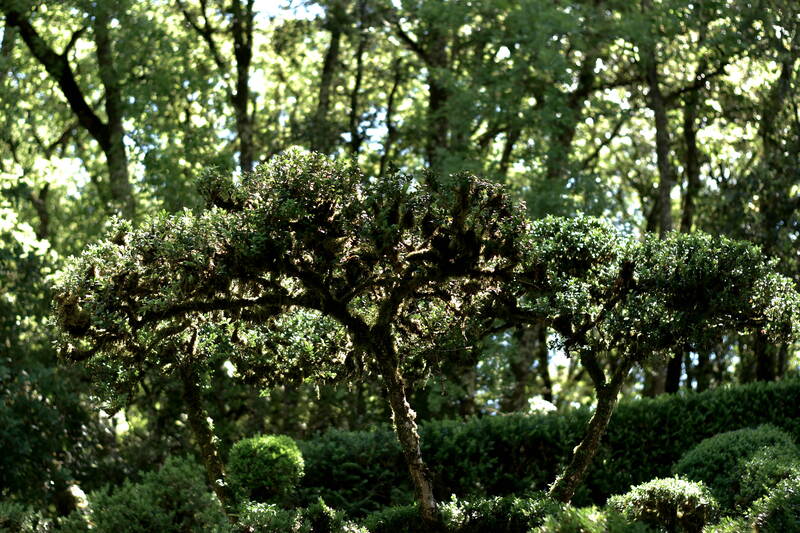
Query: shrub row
298,380,800,515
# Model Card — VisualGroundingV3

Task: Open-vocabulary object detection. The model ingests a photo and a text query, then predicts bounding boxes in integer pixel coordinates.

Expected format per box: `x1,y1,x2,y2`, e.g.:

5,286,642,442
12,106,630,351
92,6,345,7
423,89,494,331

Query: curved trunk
549,359,632,503
179,366,236,520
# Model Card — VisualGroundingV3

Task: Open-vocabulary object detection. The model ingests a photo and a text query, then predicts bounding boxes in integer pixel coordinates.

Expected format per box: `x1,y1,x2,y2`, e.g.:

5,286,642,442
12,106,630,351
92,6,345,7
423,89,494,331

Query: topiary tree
53,150,529,525
502,217,799,502
52,151,799,526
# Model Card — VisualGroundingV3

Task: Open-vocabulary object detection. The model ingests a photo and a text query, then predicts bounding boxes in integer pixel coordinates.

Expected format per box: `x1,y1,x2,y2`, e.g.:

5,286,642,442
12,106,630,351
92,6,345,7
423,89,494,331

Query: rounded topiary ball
227,434,304,504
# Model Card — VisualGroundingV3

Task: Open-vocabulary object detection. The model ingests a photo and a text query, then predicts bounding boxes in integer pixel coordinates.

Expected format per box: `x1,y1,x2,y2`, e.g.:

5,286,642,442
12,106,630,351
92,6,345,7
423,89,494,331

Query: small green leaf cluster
0,501,48,533
234,499,367,533
607,477,719,533
227,434,305,504
673,425,798,510
747,474,800,532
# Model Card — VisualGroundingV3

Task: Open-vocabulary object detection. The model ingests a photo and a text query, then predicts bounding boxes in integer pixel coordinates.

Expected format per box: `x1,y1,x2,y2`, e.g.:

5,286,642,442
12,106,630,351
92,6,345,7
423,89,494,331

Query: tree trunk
5,6,135,219
754,331,777,382
231,0,255,173
549,359,632,503
371,337,440,527
502,323,550,411
179,365,236,519
312,13,342,153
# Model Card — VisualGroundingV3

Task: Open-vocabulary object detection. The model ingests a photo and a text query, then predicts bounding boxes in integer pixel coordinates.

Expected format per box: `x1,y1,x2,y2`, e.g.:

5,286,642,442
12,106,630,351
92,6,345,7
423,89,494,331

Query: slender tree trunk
231,0,255,173
501,323,550,411
179,365,236,519
665,66,706,393
379,59,402,177
312,13,342,153
754,331,777,382
370,335,439,527
93,8,135,219
544,53,596,183
348,0,368,156
549,358,632,503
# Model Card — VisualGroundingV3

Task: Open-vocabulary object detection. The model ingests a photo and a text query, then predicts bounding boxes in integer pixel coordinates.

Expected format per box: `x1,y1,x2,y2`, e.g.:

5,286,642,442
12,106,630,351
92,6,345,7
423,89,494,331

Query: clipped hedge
299,380,800,515
673,425,798,510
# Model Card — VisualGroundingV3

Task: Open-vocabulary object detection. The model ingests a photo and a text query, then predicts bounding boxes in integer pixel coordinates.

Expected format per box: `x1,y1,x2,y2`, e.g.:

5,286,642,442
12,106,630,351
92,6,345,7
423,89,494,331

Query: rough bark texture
180,365,236,519
371,336,439,527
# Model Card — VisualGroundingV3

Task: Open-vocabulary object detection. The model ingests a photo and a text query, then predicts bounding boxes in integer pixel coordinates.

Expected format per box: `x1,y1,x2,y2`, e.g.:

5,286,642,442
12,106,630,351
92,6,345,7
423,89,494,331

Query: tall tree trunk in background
379,59,403,177
392,14,449,171
231,0,255,173
501,323,551,412
93,8,135,218
4,7,136,219
177,0,257,173
641,15,674,395
750,52,797,382
348,0,368,156
312,4,343,153
424,29,449,171
665,70,704,393
543,53,597,184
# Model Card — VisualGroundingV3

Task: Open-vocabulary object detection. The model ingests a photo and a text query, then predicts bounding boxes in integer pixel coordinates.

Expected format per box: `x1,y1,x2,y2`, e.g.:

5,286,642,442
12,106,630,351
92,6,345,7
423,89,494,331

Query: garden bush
299,380,800,515
0,502,47,533
446,493,564,533
746,474,800,532
738,445,800,510
227,434,304,504
607,477,718,532
535,506,654,533
234,499,366,533
68,456,227,533
673,424,797,510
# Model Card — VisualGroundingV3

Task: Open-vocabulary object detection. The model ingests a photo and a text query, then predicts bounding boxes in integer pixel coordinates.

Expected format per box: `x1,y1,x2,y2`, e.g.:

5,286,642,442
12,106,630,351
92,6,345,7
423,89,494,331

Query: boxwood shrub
607,477,718,532
227,434,304,504
673,425,797,510
299,380,800,516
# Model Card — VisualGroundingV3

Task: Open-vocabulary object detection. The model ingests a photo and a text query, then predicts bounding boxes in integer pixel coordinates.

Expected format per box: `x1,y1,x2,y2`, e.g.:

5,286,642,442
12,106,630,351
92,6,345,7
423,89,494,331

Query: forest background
1,0,799,521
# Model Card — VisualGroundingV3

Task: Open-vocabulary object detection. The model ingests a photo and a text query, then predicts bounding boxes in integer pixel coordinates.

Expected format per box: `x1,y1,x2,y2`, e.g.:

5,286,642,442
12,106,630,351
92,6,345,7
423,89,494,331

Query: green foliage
746,474,800,532
673,425,798,510
0,502,47,533
77,456,227,533
361,505,430,533
363,494,562,533
738,446,800,510
607,477,719,533
234,499,367,533
227,434,305,504
445,493,564,533
299,380,800,514
535,506,654,533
